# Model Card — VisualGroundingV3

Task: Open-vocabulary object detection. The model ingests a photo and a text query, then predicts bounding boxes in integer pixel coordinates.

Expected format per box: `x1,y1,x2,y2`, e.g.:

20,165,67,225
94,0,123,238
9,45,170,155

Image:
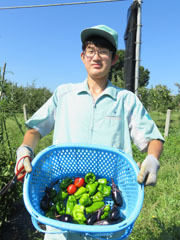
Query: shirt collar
76,79,118,100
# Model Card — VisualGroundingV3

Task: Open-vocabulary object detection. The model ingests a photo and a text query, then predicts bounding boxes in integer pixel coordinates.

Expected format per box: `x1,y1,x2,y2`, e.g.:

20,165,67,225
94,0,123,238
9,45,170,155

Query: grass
130,129,180,240
1,111,180,240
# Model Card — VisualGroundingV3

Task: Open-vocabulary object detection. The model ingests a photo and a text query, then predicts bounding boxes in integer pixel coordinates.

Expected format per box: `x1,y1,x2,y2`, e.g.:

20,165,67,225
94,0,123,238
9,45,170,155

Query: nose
92,51,101,60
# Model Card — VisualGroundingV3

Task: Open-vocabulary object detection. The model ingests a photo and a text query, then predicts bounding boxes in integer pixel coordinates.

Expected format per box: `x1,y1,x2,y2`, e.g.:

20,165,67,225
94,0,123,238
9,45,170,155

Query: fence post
23,104,28,121
164,109,171,137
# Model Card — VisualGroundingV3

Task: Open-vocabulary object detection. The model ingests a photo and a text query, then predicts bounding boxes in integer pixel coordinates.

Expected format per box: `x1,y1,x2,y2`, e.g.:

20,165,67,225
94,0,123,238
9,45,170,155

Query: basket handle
85,222,134,240
85,230,130,240
31,216,68,234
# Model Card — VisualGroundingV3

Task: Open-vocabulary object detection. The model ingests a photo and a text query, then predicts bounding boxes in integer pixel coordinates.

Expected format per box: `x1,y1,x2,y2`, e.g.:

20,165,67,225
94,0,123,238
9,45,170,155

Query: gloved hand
137,154,160,186
15,145,34,180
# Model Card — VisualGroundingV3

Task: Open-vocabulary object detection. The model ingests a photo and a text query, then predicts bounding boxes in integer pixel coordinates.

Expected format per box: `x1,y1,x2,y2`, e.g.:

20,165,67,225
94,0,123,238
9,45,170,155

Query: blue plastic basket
23,143,144,240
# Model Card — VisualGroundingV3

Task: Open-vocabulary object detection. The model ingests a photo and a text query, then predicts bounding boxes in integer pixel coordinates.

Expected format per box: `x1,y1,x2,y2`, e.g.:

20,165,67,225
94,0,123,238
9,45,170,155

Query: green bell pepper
100,205,110,219
98,178,108,185
46,187,57,199
57,189,68,200
86,182,98,196
79,193,92,206
45,210,56,219
74,186,87,199
66,195,77,216
50,203,56,211
60,178,73,190
72,204,86,224
85,201,105,214
56,201,66,215
92,191,104,202
98,184,111,197
85,172,96,184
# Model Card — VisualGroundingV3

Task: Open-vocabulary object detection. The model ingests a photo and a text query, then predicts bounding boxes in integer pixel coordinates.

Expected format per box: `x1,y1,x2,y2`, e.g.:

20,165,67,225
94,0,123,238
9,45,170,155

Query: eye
100,50,109,55
88,50,94,54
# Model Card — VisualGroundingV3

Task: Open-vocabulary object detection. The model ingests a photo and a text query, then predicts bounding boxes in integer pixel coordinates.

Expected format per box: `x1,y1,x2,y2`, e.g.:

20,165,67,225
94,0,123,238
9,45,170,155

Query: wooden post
164,109,171,137
23,104,28,121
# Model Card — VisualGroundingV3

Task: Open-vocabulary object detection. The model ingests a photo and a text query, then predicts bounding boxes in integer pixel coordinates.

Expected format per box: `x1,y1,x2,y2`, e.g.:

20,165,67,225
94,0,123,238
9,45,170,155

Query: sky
0,0,179,95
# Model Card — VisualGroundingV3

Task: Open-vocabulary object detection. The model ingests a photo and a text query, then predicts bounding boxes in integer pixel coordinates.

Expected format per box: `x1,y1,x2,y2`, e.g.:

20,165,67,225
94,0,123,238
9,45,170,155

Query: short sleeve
126,93,164,152
25,88,58,137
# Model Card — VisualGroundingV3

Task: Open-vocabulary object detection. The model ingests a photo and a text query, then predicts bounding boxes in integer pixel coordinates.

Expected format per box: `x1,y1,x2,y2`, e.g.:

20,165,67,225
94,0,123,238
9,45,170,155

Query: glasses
84,48,112,59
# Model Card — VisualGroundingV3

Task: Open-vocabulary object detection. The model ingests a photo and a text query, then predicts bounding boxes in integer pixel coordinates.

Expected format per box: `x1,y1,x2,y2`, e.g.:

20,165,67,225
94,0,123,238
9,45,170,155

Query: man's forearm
147,139,164,159
21,128,41,151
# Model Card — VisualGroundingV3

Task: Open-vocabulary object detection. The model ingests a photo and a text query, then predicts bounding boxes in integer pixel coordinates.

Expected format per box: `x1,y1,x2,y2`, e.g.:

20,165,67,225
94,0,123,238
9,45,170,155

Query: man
16,25,164,239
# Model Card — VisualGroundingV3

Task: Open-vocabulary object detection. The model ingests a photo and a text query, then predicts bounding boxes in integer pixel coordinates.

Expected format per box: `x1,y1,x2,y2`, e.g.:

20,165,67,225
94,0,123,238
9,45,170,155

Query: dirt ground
0,201,44,240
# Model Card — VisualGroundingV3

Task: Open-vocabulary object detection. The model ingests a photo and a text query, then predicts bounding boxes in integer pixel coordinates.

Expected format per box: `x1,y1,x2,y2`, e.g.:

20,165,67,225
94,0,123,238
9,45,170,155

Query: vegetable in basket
92,191,103,202
74,186,87,199
56,214,74,223
111,178,123,207
40,195,52,211
40,187,57,211
67,184,77,195
109,204,120,221
55,189,68,201
73,204,86,224
66,195,77,216
85,172,96,184
98,178,108,185
60,178,73,190
79,193,92,206
45,210,56,219
86,182,98,196
56,201,66,215
74,177,85,188
93,218,123,225
98,184,111,197
100,205,110,220
86,201,105,214
86,206,105,225
46,187,57,199
40,173,125,227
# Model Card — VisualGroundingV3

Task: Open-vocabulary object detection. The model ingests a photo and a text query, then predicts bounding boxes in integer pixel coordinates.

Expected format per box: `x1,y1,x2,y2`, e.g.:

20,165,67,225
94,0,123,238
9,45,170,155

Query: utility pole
134,0,142,96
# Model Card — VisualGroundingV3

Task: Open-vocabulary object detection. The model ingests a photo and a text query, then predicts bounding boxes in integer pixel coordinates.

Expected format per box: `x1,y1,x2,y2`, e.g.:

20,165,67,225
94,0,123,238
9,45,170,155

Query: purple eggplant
93,219,111,225
86,206,105,225
93,217,124,225
109,204,120,221
111,178,123,207
109,217,124,224
40,195,51,211
56,214,74,223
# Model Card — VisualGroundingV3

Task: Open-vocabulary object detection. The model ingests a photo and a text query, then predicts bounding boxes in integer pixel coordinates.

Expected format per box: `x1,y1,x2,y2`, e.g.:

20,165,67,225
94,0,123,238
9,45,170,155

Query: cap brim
81,28,117,50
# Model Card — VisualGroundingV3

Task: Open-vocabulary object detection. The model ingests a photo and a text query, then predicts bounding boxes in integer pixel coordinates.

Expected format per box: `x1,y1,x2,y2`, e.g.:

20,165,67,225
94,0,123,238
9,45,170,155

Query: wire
0,0,126,10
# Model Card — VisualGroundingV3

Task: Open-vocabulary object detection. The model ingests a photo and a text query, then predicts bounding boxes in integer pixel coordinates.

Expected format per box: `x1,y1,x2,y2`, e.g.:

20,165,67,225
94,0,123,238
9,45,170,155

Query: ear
81,52,85,63
111,54,119,66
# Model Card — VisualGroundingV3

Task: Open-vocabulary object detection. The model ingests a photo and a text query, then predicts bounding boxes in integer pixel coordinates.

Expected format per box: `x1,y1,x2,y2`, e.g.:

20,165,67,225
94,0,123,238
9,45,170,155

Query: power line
0,0,126,11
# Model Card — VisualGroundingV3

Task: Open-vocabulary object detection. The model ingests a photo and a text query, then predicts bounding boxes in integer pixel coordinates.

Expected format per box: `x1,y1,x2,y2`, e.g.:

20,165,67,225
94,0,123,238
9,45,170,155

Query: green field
1,111,180,240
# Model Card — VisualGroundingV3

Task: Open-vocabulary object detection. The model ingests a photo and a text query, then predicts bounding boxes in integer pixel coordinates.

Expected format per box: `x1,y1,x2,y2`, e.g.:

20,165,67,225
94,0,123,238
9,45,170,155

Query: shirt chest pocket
105,109,121,120
99,111,122,131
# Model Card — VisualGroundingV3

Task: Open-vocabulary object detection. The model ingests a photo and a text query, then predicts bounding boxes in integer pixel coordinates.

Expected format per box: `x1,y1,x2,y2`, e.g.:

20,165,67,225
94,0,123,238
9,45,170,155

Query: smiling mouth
92,63,102,68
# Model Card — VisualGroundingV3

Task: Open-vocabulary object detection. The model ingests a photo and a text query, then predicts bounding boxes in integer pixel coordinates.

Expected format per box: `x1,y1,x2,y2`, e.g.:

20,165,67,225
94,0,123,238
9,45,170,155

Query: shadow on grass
144,218,180,240
0,201,44,240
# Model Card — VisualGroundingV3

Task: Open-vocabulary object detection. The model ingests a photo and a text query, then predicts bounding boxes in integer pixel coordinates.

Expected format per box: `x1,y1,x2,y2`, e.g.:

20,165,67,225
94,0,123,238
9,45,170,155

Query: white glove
15,145,34,179
137,154,160,186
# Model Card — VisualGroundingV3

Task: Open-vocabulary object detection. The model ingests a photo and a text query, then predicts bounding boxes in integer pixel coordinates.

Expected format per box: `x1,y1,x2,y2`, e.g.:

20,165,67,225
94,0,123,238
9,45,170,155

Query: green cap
81,25,118,50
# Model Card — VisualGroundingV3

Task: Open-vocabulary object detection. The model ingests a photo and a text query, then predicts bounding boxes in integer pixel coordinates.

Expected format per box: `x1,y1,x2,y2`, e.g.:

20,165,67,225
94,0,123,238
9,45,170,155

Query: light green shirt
26,80,164,156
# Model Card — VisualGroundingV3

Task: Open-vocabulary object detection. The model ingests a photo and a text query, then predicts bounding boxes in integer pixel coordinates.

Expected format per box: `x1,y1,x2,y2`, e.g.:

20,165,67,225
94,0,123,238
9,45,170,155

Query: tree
109,50,125,88
148,85,174,112
109,49,150,89
173,83,180,110
139,66,150,87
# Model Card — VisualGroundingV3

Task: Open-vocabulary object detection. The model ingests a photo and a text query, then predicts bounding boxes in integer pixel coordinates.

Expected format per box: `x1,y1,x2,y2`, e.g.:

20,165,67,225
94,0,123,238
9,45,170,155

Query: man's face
81,44,114,80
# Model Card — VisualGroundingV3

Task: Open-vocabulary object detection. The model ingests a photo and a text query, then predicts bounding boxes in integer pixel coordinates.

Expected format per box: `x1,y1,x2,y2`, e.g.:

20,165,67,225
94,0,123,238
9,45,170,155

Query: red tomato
67,184,77,194
74,177,85,188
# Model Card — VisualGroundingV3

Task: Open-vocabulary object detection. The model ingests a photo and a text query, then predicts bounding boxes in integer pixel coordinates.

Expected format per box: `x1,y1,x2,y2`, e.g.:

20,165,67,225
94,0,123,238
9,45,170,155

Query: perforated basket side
23,143,144,235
